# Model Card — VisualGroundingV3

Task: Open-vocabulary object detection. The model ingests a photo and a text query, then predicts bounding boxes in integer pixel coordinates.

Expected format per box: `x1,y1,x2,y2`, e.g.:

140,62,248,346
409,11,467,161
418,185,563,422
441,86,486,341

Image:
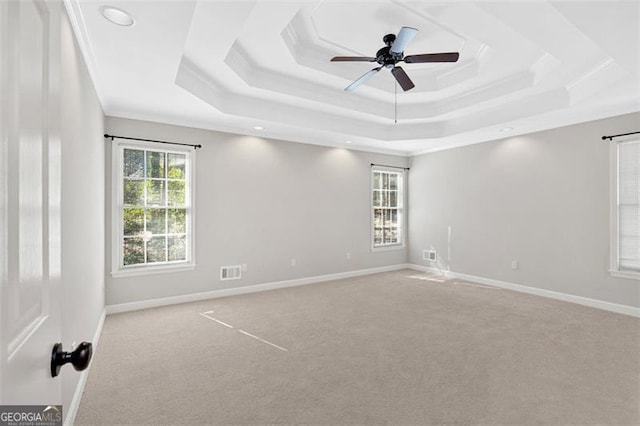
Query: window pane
383,209,391,227
389,174,398,190
373,172,382,190
147,208,166,235
618,141,640,271
373,190,382,207
168,153,186,180
389,191,397,207
168,180,185,206
373,209,383,227
123,179,144,206
123,208,144,236
119,146,192,270
146,151,166,178
123,237,145,265
146,180,165,206
374,228,383,245
123,149,144,177
372,169,402,248
168,209,186,234
385,228,398,244
168,235,186,261
146,236,166,263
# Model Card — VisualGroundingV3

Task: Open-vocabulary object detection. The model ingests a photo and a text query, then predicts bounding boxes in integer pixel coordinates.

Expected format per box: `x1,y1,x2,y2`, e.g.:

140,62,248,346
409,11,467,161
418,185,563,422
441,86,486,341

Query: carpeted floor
75,270,640,425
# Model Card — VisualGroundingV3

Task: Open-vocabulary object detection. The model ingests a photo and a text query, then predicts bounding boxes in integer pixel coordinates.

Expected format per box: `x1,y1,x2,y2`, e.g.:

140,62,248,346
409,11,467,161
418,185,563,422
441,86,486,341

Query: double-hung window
112,141,195,276
372,166,405,249
611,138,640,279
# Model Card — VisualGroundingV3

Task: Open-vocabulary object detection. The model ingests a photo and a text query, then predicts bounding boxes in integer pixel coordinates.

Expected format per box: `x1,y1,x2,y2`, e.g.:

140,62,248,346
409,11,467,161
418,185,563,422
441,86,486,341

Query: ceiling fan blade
345,67,382,91
404,52,460,63
391,66,415,91
331,56,377,62
390,26,418,54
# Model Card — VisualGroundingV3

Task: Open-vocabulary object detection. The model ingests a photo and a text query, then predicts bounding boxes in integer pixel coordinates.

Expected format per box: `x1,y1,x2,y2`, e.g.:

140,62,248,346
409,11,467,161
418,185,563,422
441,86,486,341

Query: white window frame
111,140,196,277
371,165,406,251
609,137,640,280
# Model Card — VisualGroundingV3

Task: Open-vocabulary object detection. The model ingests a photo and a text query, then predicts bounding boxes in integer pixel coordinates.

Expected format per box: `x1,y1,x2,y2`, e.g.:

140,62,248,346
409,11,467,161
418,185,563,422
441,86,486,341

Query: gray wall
105,117,408,305
60,9,105,416
408,112,640,308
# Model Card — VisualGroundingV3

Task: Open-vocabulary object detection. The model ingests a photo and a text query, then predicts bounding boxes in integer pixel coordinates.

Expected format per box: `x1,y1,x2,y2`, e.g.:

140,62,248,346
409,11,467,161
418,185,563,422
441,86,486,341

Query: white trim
371,244,406,252
106,264,410,315
609,138,618,275
408,264,444,275
64,309,106,426
609,136,640,278
371,167,406,250
408,264,640,318
609,269,640,281
111,140,196,276
62,0,105,105
111,263,195,278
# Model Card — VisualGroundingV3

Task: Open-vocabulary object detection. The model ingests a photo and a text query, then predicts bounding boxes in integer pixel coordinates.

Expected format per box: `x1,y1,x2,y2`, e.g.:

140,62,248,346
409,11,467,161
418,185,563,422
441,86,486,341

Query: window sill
112,262,196,278
372,244,406,252
609,269,640,281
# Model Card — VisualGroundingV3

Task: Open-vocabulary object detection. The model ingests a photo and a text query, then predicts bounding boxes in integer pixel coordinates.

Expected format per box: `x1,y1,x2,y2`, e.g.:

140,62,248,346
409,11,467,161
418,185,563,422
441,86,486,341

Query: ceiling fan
331,27,459,92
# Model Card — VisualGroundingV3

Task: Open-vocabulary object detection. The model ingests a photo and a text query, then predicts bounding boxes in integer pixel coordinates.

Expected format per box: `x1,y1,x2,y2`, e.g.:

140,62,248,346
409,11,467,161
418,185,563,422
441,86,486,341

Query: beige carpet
76,270,640,425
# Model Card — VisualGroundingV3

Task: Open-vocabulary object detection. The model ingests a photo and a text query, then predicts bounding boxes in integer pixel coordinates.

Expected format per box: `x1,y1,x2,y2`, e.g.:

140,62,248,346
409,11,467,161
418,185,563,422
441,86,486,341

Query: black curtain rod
104,133,202,149
371,163,410,171
601,131,640,141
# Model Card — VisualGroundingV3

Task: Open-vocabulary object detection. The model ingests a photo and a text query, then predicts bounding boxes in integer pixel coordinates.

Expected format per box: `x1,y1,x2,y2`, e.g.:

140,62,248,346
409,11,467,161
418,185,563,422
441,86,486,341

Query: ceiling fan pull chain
395,79,398,123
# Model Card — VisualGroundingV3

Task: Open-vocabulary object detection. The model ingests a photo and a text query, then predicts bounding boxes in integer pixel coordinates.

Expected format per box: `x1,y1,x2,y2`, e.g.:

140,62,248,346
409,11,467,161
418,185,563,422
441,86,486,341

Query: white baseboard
106,264,411,315
64,308,106,426
408,264,640,318
106,259,638,317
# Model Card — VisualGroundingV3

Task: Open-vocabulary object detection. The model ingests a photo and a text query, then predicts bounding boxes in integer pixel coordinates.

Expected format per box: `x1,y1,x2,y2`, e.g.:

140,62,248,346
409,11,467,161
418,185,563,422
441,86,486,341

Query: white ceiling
65,0,640,155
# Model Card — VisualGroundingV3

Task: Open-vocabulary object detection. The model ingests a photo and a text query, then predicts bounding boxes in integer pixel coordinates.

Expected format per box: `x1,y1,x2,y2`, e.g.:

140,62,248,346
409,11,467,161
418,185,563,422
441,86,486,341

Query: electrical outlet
241,263,247,272
291,258,296,267
346,252,351,260
511,260,519,270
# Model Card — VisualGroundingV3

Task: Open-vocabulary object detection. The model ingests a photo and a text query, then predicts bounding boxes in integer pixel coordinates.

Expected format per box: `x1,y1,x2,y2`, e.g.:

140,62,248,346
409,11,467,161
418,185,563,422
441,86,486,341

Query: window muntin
372,168,404,248
615,139,640,274
114,143,194,274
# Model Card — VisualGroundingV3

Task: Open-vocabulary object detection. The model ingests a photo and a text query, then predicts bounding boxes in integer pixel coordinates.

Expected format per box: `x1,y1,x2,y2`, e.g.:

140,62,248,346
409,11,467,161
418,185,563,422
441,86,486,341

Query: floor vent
220,265,242,281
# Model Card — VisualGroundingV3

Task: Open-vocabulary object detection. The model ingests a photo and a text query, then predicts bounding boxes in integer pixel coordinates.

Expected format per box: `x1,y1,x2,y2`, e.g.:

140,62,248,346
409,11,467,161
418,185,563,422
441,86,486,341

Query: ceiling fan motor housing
383,33,396,46
376,46,403,67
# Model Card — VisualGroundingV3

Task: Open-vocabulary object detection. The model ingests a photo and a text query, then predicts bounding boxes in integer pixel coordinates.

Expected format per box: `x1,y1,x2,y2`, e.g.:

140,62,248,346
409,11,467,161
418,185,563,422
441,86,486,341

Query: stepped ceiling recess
65,1,640,155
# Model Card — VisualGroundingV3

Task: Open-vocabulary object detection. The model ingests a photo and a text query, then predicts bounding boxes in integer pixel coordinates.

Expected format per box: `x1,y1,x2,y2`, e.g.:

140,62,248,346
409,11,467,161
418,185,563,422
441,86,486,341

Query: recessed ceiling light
101,6,134,27
500,127,514,132
253,126,264,131
345,140,353,144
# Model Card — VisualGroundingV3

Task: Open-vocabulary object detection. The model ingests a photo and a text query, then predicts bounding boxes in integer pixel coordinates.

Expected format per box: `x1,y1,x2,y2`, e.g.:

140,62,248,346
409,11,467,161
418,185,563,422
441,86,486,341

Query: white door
0,0,63,406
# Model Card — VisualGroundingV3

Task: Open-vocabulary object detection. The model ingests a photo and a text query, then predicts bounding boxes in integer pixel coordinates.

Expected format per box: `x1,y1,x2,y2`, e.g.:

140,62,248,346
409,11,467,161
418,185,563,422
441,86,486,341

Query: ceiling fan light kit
331,26,460,92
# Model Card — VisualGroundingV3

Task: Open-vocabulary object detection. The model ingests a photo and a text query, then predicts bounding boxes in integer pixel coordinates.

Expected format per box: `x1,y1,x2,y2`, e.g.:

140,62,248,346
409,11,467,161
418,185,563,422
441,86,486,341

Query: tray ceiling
65,0,640,155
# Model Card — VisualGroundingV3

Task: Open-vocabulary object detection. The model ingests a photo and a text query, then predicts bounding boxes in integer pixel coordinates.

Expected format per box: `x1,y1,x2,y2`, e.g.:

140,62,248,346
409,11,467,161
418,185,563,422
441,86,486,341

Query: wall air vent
220,265,242,281
423,250,437,262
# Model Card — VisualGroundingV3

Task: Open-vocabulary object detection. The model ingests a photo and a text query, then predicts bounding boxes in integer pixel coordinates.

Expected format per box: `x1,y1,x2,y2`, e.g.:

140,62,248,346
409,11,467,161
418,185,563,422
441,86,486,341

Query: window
372,166,405,249
611,138,640,279
112,142,195,276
